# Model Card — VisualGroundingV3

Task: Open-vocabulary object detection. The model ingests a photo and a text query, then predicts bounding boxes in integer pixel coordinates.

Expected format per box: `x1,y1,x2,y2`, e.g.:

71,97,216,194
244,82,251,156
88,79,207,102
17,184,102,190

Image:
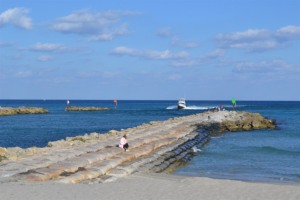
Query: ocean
1,100,300,184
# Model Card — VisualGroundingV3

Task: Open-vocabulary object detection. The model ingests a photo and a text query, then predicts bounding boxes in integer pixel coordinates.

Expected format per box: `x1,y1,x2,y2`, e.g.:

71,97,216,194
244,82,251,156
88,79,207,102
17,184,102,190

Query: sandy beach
1,173,300,200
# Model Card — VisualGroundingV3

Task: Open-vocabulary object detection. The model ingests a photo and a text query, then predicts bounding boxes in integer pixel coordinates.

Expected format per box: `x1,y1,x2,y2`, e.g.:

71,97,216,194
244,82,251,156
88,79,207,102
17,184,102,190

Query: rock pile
65,107,110,111
0,107,48,116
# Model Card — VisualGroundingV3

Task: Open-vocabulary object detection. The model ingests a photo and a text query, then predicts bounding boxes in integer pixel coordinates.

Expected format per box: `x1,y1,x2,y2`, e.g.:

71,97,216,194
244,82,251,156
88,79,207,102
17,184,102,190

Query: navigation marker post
231,98,236,111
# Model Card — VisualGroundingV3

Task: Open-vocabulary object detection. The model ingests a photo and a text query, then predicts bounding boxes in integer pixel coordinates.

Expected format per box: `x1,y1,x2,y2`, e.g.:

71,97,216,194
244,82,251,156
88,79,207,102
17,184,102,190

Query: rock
65,106,110,112
48,139,68,147
108,130,119,137
0,107,48,116
0,147,7,161
0,147,6,156
24,147,39,156
89,132,100,139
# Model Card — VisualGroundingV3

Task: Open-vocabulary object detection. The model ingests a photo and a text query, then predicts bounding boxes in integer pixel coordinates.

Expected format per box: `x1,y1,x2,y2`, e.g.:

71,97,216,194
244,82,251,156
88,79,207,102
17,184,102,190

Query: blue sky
0,0,299,100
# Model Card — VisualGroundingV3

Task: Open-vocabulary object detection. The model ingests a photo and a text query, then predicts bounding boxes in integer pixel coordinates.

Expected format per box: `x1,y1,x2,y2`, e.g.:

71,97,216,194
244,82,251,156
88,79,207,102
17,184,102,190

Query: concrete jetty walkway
0,111,275,184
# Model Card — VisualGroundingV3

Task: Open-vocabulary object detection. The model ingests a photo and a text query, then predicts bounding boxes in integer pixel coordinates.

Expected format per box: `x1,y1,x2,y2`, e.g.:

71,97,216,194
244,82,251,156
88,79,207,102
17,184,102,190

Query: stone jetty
65,106,111,111
0,107,48,116
0,111,275,184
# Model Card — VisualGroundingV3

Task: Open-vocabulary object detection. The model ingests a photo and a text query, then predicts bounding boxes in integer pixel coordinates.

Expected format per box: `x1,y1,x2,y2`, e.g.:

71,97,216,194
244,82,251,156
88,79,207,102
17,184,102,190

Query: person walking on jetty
118,134,129,151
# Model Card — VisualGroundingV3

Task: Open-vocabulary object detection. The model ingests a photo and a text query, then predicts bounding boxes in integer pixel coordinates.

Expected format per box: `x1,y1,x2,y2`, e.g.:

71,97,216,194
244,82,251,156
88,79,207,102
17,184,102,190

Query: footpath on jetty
0,111,275,184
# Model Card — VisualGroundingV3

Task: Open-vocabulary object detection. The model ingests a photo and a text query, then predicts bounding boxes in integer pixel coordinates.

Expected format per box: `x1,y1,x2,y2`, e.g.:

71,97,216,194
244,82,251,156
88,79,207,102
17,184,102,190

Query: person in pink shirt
119,134,129,151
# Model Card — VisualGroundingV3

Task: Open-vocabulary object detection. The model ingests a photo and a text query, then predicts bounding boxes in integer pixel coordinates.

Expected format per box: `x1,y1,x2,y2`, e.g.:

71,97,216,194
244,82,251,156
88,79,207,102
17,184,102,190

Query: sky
0,0,300,100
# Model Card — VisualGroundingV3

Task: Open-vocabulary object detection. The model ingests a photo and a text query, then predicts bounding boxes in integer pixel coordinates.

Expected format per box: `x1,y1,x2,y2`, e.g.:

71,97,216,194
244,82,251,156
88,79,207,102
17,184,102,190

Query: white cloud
77,70,122,79
157,27,172,37
117,47,222,69
37,55,52,62
233,60,299,74
15,70,33,78
24,42,87,53
112,47,224,68
171,37,199,48
89,23,128,41
52,10,139,41
171,59,200,67
276,25,300,39
171,49,225,67
216,25,300,52
112,46,136,55
157,27,199,48
202,49,225,60
167,73,182,80
0,8,32,29
111,46,189,60
146,50,189,60
31,43,66,52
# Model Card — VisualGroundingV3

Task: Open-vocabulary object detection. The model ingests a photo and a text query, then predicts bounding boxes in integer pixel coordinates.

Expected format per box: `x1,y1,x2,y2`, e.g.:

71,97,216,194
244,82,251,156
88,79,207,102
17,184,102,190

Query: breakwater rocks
198,112,276,136
0,111,275,184
0,107,48,116
65,106,111,111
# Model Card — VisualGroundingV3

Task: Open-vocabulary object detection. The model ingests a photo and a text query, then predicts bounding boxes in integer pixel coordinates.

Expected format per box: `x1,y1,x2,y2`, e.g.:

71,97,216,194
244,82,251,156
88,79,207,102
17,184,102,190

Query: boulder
0,147,6,156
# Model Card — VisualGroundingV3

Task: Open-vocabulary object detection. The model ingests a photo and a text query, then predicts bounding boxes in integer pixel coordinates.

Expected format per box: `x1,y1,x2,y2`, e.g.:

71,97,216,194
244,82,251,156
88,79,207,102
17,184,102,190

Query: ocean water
1,100,300,184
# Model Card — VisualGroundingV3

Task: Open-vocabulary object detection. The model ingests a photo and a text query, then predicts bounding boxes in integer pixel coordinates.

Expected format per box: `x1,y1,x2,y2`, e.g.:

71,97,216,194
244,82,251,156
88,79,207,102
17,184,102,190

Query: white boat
178,98,186,109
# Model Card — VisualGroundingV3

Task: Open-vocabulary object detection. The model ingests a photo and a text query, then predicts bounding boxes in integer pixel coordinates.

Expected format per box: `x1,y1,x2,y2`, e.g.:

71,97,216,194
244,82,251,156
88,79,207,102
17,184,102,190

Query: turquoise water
1,100,300,183
175,101,300,183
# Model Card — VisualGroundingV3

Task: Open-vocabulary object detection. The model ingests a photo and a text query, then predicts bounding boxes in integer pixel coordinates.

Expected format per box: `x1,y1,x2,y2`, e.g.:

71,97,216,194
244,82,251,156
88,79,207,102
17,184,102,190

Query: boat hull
178,98,186,109
178,105,186,109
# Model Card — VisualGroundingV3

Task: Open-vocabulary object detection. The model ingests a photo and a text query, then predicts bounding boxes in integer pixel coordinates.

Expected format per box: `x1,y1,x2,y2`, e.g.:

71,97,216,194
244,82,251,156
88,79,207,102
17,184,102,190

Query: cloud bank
52,10,140,41
216,25,300,52
233,60,300,75
0,7,32,29
111,46,189,60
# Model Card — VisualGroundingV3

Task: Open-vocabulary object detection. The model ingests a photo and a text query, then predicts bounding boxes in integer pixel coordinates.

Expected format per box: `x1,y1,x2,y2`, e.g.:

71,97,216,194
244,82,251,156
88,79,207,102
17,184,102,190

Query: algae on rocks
0,107,48,116
65,106,111,112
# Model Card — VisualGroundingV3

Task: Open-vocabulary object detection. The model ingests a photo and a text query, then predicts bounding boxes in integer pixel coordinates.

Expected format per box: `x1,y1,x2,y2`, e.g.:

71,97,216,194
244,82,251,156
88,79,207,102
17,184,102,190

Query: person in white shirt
119,134,129,151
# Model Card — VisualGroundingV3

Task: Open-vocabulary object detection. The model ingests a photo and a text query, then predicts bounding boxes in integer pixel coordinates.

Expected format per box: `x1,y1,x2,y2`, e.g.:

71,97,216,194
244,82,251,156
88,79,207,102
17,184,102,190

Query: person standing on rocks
119,134,129,152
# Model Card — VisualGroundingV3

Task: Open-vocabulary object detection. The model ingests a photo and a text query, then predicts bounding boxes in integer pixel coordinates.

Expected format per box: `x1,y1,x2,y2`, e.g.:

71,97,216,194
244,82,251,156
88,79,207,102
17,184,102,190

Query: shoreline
1,173,300,200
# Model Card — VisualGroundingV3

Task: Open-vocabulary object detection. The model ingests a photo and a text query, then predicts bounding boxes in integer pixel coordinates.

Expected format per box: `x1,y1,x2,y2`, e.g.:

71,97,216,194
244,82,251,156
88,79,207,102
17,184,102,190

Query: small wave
166,105,178,109
192,146,202,152
166,105,213,110
250,146,300,156
185,105,211,110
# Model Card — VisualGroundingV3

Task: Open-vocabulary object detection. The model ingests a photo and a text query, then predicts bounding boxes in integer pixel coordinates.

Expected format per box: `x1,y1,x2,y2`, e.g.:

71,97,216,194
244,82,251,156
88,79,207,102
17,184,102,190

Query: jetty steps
0,111,275,184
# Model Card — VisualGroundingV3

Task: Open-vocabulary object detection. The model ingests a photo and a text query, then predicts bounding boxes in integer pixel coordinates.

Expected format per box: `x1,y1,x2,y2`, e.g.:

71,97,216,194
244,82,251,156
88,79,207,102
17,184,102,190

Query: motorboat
178,98,186,109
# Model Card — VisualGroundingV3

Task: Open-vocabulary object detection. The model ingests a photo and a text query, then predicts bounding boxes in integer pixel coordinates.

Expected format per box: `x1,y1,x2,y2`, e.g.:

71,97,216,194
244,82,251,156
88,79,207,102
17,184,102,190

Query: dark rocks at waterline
198,111,276,136
65,106,111,112
0,107,48,116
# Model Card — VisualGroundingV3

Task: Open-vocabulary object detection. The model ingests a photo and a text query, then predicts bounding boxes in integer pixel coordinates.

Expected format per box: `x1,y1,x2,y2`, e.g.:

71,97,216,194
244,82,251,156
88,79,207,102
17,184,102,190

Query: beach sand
1,173,300,200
